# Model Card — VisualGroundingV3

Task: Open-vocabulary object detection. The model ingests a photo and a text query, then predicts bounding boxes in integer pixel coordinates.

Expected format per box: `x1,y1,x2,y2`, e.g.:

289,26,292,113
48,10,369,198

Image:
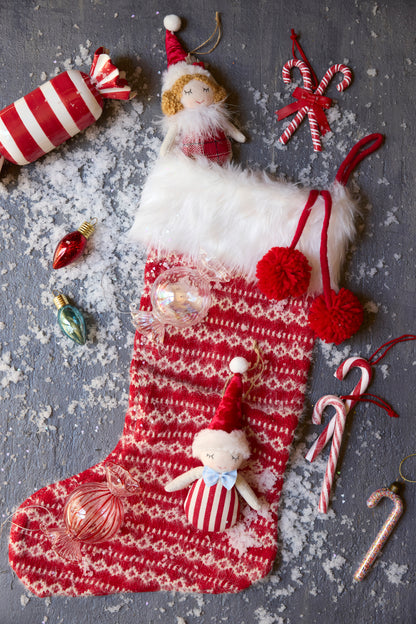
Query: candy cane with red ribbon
306,357,372,462
277,62,352,151
313,393,398,513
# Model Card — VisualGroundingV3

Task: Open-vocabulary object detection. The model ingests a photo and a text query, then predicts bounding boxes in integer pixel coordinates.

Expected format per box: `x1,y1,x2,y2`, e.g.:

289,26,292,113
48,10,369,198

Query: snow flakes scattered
30,404,53,434
383,209,400,226
382,562,408,585
254,606,284,624
0,351,25,387
20,594,30,607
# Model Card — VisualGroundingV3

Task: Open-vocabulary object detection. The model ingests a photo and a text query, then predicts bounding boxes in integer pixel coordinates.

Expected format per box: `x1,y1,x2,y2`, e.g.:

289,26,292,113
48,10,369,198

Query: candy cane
354,487,404,581
312,395,347,514
315,63,352,95
306,357,372,463
307,64,352,151
279,59,313,146
282,59,314,89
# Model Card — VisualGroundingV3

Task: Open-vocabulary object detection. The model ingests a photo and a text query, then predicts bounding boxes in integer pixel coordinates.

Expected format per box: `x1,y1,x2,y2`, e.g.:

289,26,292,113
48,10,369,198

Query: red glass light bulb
52,220,95,269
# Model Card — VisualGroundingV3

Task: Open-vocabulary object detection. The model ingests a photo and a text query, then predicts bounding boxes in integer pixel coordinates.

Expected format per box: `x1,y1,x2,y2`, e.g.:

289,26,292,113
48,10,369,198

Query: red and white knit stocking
9,137,379,597
8,251,314,596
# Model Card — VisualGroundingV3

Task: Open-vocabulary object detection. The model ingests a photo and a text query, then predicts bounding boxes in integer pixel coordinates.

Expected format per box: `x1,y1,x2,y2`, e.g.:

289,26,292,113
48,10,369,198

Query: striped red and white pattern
185,478,239,532
9,251,316,597
306,357,372,462
312,394,347,514
46,482,125,562
63,483,124,543
279,62,352,152
0,48,130,166
281,59,314,90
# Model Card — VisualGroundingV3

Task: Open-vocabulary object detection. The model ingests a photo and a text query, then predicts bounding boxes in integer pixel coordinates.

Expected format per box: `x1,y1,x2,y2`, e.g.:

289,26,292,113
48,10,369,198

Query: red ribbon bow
276,87,333,136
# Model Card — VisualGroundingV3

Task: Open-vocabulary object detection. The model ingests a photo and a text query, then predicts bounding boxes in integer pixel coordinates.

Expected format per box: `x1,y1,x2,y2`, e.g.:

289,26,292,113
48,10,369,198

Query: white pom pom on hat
163,14,181,32
229,357,249,374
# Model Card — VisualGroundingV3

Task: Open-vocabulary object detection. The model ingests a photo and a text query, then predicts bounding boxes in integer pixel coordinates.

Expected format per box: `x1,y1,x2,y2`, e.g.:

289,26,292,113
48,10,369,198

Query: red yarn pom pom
308,288,364,345
256,247,312,301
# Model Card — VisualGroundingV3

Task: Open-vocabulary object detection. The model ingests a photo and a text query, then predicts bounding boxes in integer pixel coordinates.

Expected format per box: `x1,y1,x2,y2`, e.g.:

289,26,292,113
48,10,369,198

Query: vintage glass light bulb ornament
131,266,212,343
52,219,96,269
45,462,140,561
53,292,87,345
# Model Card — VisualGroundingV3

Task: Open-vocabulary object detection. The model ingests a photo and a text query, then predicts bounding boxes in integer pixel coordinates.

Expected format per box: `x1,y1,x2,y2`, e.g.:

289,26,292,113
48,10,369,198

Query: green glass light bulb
53,293,87,345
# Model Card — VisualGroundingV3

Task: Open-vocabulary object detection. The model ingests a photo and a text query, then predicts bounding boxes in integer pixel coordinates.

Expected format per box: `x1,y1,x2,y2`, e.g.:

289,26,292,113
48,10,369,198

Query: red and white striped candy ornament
0,47,132,171
45,462,140,562
312,394,347,514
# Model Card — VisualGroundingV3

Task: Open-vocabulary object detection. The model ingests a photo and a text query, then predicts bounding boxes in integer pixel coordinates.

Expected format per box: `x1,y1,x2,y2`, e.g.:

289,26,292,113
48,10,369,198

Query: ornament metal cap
77,220,96,240
53,293,69,310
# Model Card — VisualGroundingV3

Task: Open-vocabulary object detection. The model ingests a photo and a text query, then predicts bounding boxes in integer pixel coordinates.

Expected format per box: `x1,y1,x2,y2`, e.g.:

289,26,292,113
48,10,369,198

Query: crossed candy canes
277,58,352,152
312,391,398,514
306,357,372,463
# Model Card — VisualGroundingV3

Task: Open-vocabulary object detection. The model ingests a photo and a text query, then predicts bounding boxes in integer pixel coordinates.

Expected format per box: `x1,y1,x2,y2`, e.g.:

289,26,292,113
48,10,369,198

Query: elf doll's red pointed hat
192,357,251,460
162,14,212,93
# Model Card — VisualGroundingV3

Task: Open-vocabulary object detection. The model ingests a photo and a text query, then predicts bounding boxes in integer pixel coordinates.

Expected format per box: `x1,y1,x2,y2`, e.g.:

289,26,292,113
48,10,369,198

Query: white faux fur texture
161,101,235,140
129,154,358,293
162,61,212,93
192,429,251,460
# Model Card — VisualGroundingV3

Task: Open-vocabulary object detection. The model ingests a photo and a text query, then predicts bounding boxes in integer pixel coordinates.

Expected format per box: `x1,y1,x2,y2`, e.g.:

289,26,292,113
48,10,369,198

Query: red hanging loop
340,393,399,418
368,334,416,366
289,189,320,249
335,133,384,186
318,190,333,309
290,29,319,90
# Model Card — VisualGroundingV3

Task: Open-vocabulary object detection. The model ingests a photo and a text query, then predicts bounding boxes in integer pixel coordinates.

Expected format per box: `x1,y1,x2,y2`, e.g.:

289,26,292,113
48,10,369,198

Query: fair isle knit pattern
9,251,315,597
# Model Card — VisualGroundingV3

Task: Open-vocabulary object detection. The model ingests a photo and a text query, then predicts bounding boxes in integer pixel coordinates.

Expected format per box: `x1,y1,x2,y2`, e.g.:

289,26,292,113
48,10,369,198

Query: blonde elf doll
160,14,246,165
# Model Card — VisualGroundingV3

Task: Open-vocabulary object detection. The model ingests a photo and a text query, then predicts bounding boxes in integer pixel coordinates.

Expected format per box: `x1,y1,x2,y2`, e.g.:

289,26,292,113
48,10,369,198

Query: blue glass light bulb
53,293,87,345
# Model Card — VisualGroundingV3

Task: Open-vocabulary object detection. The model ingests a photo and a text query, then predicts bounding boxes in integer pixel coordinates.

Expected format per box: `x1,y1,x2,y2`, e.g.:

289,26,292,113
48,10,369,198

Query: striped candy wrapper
0,47,132,169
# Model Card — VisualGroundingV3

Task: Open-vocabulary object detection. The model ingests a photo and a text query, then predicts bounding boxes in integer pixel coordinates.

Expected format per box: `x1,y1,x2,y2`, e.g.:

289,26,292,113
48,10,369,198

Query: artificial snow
383,562,408,585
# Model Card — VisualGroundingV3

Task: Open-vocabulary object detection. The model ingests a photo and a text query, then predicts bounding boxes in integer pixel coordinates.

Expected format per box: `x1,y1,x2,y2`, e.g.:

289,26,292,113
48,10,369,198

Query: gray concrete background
0,1,415,622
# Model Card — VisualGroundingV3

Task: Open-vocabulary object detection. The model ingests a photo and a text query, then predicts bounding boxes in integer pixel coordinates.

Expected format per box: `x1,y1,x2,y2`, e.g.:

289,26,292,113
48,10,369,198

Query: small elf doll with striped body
160,15,245,165
165,357,261,532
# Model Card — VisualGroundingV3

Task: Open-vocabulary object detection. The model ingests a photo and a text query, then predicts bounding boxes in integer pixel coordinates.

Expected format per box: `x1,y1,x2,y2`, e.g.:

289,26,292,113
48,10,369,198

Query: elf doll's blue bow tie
202,466,237,490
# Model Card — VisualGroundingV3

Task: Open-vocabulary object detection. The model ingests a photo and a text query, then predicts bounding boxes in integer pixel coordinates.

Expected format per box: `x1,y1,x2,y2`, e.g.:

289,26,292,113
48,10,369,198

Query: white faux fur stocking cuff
129,154,358,293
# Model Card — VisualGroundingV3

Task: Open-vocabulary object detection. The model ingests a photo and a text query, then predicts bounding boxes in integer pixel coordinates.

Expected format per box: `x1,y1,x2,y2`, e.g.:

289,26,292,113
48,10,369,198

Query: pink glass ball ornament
45,462,140,562
131,266,212,343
